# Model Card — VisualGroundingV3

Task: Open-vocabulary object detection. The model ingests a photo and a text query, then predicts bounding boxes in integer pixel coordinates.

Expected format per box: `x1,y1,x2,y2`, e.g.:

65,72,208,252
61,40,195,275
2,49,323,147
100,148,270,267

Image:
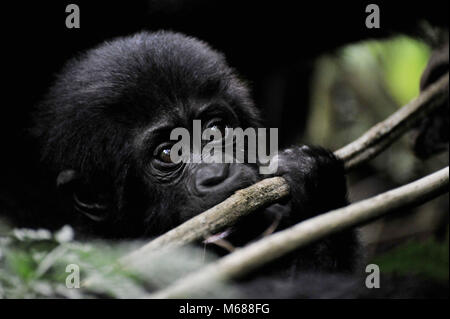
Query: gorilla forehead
58,31,234,117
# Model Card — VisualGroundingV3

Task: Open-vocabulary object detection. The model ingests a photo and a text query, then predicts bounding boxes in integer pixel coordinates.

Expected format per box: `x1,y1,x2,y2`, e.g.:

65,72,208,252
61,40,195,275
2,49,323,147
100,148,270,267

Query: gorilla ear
56,170,110,222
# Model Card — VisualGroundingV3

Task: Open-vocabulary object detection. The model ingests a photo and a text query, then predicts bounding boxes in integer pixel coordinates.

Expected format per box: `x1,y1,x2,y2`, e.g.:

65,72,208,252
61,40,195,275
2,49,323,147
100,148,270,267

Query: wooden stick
148,167,449,298
336,73,449,170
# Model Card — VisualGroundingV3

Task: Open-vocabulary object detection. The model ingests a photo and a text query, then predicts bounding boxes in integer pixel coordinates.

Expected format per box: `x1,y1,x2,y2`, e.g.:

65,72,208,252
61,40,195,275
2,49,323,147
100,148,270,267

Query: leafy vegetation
0,225,232,298
372,233,449,281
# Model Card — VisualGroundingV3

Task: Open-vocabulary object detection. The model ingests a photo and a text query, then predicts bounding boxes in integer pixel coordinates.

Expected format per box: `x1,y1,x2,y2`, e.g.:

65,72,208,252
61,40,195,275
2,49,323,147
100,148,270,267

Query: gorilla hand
267,145,348,222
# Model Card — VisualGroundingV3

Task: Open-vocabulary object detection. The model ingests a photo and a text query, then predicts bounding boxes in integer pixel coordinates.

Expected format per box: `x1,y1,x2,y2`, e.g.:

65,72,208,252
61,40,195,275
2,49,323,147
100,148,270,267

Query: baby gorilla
32,31,359,275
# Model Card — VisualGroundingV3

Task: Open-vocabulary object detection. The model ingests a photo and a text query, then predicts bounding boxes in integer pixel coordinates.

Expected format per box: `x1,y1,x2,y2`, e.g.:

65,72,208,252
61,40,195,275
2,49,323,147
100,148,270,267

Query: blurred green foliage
366,36,430,106
372,233,449,281
0,226,144,298
0,225,233,298
306,35,448,183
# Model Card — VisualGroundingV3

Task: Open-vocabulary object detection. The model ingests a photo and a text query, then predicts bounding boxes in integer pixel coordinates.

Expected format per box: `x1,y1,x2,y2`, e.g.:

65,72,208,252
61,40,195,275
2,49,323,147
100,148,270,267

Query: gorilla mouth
202,203,286,254
203,229,235,243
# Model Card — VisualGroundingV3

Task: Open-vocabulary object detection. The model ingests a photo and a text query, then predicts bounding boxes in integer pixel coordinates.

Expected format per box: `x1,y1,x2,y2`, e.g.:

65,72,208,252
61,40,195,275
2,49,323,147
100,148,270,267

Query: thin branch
148,167,449,298
335,73,449,170
120,73,449,266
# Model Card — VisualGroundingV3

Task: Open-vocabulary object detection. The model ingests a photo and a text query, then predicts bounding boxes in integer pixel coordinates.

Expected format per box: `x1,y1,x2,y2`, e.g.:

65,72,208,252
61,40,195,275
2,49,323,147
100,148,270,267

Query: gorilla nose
195,163,230,190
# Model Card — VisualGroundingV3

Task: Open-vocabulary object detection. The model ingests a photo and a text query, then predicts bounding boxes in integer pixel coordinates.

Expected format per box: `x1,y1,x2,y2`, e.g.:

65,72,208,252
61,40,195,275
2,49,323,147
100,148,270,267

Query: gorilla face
131,102,262,236
33,31,265,237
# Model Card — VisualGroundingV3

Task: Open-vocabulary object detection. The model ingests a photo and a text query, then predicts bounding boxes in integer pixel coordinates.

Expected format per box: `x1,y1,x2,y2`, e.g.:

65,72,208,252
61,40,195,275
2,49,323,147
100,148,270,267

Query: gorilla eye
158,147,173,163
206,118,228,136
152,142,182,171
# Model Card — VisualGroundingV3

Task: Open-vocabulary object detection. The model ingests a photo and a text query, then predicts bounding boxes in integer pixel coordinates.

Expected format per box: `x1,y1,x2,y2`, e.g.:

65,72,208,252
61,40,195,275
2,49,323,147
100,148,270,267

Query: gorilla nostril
196,163,230,188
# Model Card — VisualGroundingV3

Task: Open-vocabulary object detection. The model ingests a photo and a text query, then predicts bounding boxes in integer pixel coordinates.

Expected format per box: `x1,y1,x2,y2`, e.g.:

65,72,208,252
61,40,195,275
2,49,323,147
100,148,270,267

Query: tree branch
148,167,449,298
335,73,449,170
121,73,448,267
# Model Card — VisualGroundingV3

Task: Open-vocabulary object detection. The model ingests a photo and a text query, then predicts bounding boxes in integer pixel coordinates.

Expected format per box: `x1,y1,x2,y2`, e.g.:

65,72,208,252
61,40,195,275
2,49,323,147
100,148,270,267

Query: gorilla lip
203,227,233,244
202,203,285,248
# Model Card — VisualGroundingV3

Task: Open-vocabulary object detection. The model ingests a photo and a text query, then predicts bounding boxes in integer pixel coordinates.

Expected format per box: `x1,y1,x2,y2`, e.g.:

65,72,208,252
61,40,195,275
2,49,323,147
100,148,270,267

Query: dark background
2,1,448,140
